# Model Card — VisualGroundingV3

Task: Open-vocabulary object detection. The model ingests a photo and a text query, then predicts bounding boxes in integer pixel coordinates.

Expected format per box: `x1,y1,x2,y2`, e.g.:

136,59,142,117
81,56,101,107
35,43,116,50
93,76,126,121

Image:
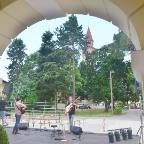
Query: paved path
76,109,141,135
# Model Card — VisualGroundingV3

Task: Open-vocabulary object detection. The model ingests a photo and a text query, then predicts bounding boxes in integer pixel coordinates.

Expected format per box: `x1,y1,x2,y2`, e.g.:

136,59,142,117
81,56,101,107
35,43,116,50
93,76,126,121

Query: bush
114,102,124,115
118,102,124,108
0,125,9,144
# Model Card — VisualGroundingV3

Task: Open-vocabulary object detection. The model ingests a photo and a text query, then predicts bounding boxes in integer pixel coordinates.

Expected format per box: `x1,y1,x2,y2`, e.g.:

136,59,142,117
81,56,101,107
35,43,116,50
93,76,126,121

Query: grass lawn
10,110,65,115
75,109,124,117
10,109,124,117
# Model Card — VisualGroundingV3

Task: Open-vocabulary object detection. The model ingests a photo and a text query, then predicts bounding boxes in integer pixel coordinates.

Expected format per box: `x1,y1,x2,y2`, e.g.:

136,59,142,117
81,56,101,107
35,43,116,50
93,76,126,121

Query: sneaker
12,128,16,134
15,130,20,134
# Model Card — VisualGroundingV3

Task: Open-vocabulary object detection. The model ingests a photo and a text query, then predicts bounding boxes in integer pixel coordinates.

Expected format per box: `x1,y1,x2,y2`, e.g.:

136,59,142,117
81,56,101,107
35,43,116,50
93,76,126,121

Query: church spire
86,27,93,41
82,27,96,60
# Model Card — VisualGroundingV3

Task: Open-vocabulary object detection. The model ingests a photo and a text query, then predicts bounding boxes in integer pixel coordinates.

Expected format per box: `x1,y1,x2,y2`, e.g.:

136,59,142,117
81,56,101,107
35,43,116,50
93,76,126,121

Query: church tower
82,27,96,60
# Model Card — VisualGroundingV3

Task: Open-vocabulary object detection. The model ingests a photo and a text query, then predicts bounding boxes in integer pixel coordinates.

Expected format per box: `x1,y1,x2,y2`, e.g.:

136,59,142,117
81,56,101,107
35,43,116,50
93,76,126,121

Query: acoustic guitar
21,107,25,114
15,103,25,115
66,96,81,113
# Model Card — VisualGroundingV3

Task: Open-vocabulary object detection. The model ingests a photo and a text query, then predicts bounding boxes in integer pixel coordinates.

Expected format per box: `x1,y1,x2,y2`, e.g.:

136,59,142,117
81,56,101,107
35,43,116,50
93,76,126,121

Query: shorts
0,111,6,119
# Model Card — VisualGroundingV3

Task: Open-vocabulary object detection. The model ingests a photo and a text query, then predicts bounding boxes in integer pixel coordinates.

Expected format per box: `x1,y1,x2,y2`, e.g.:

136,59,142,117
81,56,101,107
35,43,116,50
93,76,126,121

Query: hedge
0,125,9,144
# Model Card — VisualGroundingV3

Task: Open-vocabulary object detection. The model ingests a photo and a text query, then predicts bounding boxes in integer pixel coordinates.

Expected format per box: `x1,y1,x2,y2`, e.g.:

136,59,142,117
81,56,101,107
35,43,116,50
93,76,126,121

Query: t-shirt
67,102,76,115
15,102,22,115
0,100,8,111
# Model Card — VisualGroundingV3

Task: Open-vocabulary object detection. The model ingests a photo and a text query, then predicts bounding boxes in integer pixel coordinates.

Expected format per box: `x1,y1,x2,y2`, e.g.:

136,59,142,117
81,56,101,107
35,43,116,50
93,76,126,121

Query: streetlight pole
110,70,114,114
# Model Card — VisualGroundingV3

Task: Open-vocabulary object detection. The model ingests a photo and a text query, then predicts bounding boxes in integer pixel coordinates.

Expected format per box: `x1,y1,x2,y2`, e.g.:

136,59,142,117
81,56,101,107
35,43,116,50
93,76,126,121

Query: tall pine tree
6,38,27,96
36,31,73,102
55,14,88,100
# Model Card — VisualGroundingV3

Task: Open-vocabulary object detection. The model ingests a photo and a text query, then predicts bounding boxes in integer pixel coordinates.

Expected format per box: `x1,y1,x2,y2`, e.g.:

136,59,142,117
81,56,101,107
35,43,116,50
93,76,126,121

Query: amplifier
19,123,28,130
71,126,83,135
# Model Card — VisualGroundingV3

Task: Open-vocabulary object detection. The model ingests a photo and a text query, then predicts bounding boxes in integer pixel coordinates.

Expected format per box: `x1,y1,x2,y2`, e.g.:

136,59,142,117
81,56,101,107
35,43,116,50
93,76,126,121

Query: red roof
86,27,93,41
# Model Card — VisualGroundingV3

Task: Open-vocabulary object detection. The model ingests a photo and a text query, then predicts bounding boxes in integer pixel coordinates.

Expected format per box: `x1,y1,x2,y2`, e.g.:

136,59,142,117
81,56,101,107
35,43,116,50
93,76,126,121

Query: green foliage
26,92,38,103
11,74,32,100
6,38,27,97
114,103,124,115
55,14,89,99
118,102,124,108
9,52,39,101
79,29,137,111
6,38,27,80
23,52,39,75
5,15,137,107
36,30,74,102
109,30,135,59
125,104,129,110
55,14,88,58
0,126,9,144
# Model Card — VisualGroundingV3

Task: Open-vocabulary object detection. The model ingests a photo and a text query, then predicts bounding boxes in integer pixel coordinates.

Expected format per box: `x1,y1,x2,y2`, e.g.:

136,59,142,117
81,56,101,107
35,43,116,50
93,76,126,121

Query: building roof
0,78,7,84
3,80,7,83
86,27,93,41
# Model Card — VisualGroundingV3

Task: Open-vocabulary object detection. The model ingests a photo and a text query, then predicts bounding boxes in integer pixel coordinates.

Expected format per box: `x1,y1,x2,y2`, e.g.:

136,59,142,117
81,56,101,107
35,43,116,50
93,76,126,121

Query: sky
0,14,123,82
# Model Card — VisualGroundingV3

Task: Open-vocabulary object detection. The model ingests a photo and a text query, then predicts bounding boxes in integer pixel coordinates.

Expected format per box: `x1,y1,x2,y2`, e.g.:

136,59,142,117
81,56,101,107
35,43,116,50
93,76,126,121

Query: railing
7,101,66,117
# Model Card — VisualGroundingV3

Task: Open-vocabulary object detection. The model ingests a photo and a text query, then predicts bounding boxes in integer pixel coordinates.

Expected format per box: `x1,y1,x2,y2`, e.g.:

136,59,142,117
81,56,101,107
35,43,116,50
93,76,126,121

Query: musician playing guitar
13,97,26,134
65,96,79,134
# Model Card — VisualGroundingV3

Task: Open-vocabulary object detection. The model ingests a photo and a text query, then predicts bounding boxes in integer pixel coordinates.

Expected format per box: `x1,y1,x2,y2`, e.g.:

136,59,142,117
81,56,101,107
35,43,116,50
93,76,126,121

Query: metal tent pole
139,95,143,144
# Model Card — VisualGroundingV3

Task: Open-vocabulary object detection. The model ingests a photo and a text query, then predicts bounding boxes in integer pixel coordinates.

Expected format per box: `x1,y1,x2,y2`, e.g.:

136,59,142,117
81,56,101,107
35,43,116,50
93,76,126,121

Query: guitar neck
73,96,80,103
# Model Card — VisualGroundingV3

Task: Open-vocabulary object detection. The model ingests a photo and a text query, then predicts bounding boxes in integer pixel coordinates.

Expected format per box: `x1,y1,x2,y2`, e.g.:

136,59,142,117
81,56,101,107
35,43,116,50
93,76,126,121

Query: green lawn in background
10,109,124,117
75,109,124,117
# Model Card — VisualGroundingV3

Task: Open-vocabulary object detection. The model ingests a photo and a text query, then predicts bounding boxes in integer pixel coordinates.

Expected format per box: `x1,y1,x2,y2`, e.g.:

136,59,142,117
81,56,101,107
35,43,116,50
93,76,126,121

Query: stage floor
5,127,139,144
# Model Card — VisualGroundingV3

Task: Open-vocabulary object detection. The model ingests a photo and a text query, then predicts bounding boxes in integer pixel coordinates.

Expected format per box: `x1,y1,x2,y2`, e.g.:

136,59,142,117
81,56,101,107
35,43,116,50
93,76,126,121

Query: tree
75,66,85,99
23,52,39,75
55,14,88,100
11,74,32,100
10,52,39,101
108,29,135,59
36,31,73,103
6,38,27,96
79,30,137,111
36,31,56,101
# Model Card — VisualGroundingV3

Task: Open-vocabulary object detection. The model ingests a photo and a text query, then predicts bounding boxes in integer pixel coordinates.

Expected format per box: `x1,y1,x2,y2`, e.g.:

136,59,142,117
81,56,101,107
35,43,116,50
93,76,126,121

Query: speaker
71,126,83,135
114,130,121,141
19,123,28,130
108,132,114,143
127,128,133,139
122,129,127,140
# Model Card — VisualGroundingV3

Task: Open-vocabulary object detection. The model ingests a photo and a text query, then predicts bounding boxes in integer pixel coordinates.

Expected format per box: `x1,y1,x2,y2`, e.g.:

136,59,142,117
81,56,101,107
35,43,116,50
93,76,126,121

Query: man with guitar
13,97,26,134
65,96,79,134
